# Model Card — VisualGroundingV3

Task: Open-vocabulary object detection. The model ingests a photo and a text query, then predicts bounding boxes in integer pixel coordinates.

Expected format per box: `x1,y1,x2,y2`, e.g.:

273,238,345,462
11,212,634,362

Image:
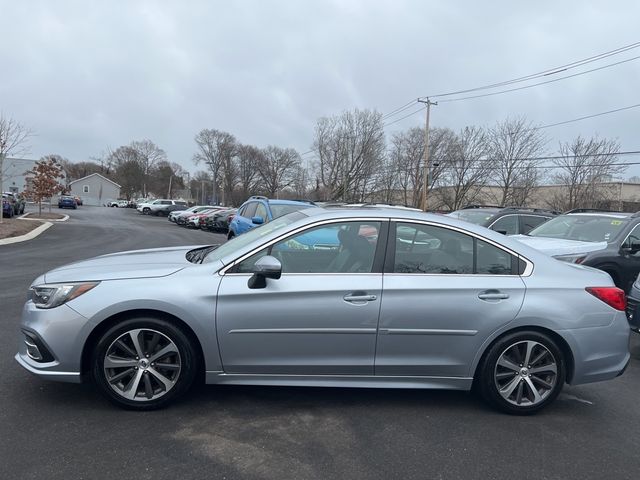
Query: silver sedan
15,207,630,414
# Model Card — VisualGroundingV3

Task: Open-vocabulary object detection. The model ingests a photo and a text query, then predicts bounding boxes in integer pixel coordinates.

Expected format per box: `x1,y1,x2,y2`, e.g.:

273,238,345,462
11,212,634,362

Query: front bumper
14,301,90,383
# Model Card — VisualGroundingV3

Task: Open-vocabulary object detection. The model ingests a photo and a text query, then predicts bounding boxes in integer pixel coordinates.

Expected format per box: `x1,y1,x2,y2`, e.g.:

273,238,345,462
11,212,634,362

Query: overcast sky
2,0,639,177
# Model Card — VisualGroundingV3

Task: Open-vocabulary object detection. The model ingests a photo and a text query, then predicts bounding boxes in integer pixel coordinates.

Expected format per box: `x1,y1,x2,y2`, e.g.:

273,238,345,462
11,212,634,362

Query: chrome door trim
228,328,378,334
219,217,389,275
390,217,534,276
378,328,478,336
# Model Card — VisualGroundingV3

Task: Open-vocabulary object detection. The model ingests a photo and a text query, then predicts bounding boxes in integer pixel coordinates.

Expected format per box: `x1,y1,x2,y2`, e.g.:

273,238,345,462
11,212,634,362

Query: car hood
43,245,206,283
510,235,608,256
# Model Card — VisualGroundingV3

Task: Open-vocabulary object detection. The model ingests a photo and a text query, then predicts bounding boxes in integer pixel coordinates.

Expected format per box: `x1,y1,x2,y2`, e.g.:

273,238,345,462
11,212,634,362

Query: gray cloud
2,0,639,175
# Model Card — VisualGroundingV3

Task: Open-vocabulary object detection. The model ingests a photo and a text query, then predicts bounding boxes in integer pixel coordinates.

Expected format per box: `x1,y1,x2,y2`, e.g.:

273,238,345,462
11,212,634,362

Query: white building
1,157,37,193
68,173,121,206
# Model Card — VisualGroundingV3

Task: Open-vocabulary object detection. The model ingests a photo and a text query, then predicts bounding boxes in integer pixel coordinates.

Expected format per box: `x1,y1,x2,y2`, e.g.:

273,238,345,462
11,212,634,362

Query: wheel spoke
104,356,138,369
529,349,548,367
515,379,525,405
148,367,175,391
115,339,137,358
122,369,144,400
143,373,154,399
495,371,516,380
108,367,135,384
523,341,535,366
524,377,542,403
497,356,520,372
150,343,178,363
129,330,145,359
499,376,522,399
529,363,557,375
147,332,161,356
154,362,180,371
530,375,554,391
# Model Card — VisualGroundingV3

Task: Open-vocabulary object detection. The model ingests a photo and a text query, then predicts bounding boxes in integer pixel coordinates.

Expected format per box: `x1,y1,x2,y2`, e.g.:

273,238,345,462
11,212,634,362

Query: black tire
143,207,150,215
91,317,198,410
227,231,235,240
477,330,565,415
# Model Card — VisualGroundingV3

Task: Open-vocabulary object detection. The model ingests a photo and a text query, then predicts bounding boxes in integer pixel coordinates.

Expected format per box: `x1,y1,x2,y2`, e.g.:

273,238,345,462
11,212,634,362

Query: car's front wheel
91,317,198,410
477,331,565,415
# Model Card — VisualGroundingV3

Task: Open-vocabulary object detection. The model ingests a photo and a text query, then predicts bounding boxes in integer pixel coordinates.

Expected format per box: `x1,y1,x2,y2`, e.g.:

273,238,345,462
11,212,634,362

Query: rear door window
489,215,518,235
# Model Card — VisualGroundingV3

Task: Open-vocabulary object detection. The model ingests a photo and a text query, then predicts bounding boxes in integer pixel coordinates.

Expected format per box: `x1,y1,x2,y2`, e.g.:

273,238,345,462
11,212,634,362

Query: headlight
552,254,587,264
29,282,99,309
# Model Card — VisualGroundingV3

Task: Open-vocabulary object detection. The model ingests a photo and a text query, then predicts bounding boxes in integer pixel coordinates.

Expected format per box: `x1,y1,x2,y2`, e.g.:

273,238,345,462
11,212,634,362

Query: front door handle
478,290,510,301
343,293,377,303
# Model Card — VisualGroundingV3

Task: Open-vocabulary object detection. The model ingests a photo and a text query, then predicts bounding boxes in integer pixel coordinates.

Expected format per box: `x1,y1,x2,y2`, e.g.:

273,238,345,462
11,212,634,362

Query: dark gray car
16,207,630,414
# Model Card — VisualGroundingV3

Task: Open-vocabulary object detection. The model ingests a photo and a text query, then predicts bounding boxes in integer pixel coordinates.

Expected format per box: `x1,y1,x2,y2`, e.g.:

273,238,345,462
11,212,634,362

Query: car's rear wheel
477,331,565,415
91,317,198,410
143,207,150,215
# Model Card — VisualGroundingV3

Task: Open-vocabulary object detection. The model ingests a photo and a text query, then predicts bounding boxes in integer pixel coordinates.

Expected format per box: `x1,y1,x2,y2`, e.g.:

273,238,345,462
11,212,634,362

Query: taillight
585,287,626,311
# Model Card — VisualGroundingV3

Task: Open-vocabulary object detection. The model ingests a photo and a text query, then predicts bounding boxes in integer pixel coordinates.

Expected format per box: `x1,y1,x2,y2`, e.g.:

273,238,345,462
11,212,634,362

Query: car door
216,219,387,375
375,221,526,377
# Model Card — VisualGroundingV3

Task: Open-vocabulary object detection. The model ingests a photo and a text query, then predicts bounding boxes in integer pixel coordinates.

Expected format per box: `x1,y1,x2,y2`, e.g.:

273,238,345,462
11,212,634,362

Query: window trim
621,222,640,249
83,185,89,193
385,219,533,277
220,217,390,276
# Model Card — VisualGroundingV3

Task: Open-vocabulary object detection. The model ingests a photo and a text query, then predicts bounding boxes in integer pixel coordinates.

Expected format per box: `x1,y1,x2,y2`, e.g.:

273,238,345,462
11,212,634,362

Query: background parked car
74,196,83,206
2,194,15,217
447,205,558,235
184,207,225,228
152,200,189,216
136,199,185,215
228,196,315,238
173,205,219,225
58,195,77,209
3,192,25,215
512,209,640,293
201,208,237,232
625,275,640,333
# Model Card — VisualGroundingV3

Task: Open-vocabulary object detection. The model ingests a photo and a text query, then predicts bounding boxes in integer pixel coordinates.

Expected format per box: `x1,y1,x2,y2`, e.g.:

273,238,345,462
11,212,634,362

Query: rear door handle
478,290,510,301
343,293,377,303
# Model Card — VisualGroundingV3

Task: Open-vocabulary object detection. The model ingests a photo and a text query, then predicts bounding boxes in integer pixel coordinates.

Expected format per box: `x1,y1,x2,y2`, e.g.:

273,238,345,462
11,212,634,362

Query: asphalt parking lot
1,205,639,480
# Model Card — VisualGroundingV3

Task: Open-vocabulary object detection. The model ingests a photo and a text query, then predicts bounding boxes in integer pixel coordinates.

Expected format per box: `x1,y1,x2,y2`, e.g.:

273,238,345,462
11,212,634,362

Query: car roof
566,212,632,219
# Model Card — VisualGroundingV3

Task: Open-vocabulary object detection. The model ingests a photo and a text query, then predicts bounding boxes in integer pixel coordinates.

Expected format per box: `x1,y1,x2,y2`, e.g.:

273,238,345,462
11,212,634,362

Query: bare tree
129,140,167,198
313,109,385,202
437,126,492,211
108,146,145,200
258,146,301,197
0,114,31,223
193,129,236,205
487,116,546,206
235,144,264,202
548,136,624,210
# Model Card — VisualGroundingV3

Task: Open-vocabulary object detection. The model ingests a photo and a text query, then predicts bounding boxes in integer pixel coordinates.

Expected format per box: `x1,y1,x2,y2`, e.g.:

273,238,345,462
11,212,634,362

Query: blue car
228,196,315,239
58,195,77,209
2,195,14,218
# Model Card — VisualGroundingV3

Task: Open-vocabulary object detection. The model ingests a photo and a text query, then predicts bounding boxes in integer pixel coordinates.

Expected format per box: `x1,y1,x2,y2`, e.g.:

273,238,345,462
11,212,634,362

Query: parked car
152,200,188,217
108,200,129,208
74,196,83,206
201,208,237,232
512,209,640,293
173,206,219,225
16,207,629,413
184,208,225,228
58,195,77,209
448,205,558,235
136,199,185,215
228,196,315,238
2,194,14,218
625,275,640,333
2,192,25,215
169,205,200,223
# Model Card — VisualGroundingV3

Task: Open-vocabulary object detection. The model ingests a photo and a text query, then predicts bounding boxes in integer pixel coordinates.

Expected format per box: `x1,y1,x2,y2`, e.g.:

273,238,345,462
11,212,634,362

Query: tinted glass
394,223,473,274
529,215,628,242
202,211,307,264
270,203,313,219
255,203,268,220
490,215,518,235
243,202,258,218
236,221,381,273
476,239,512,274
521,215,550,233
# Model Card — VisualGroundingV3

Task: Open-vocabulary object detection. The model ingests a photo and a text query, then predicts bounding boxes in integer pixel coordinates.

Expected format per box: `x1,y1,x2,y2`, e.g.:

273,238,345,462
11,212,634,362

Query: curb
18,213,69,222
0,222,53,245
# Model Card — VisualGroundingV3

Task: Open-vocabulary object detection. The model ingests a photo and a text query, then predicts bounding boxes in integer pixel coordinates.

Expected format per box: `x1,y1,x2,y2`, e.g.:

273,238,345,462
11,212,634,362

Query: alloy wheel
103,328,181,402
494,340,558,407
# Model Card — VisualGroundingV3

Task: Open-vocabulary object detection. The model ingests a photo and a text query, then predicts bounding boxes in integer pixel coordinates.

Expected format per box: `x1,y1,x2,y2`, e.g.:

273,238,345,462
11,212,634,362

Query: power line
438,55,640,103
533,103,640,130
381,100,420,120
383,104,427,127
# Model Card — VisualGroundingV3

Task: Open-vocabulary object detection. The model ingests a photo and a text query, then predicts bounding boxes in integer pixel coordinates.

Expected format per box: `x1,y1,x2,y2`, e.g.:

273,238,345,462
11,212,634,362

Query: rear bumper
560,311,631,385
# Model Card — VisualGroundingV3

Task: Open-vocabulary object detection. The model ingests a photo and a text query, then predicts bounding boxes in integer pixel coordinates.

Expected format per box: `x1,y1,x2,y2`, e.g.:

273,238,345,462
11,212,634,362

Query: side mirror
248,255,282,289
252,215,264,225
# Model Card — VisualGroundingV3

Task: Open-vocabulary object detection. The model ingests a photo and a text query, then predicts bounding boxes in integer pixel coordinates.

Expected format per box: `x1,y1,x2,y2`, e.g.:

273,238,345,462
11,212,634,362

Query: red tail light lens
585,287,626,311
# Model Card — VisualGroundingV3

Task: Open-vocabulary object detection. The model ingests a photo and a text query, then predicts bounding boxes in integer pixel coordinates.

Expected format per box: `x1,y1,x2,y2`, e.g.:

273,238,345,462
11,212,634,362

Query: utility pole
167,175,172,199
417,97,437,211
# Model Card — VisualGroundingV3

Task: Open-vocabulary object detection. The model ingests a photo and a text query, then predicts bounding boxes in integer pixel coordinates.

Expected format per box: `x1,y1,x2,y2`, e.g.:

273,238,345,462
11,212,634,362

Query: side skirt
204,371,473,391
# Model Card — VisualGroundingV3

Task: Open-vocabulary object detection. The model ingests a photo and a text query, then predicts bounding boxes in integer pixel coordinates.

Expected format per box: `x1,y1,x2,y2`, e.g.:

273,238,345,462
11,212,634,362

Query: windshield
448,209,498,225
528,214,629,242
202,211,307,264
270,203,313,219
